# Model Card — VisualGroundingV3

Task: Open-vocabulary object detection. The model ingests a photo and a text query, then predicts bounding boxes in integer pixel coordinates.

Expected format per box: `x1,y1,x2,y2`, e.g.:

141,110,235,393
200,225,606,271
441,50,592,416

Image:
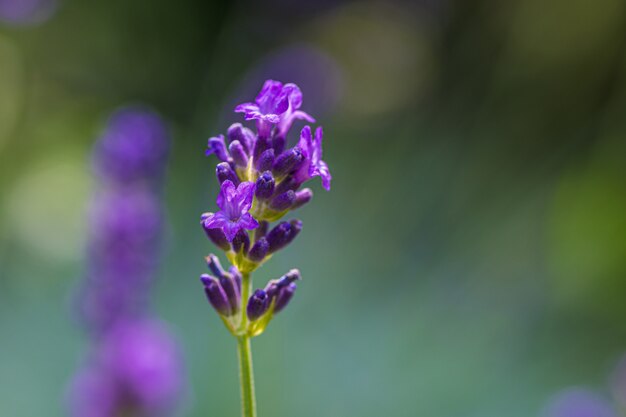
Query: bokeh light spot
4,153,90,263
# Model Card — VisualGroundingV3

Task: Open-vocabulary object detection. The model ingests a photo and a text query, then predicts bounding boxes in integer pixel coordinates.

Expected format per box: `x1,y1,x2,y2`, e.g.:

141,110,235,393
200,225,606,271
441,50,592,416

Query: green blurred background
1,0,626,416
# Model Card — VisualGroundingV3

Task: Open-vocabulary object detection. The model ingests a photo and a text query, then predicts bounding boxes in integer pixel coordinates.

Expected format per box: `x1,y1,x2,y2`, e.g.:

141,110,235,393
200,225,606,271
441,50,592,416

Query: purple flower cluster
200,80,331,335
69,107,184,417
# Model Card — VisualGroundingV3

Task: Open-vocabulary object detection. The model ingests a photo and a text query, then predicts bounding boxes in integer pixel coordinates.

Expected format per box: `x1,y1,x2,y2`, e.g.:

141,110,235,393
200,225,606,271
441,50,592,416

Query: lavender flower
69,106,184,417
202,180,259,242
199,80,332,417
294,125,331,190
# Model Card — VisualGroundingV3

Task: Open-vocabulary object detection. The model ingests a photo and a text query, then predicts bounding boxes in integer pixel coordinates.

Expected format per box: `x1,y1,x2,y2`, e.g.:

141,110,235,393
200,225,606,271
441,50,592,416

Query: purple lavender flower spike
206,134,230,162
248,237,269,262
71,105,185,417
201,274,232,316
255,171,275,200
274,282,297,313
216,162,240,185
247,289,270,321
202,180,259,241
235,80,314,139
295,126,332,190
541,388,617,417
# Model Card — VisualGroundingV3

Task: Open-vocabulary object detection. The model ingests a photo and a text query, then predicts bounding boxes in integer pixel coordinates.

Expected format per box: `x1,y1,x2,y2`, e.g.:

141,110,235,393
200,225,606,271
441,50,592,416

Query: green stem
237,273,257,417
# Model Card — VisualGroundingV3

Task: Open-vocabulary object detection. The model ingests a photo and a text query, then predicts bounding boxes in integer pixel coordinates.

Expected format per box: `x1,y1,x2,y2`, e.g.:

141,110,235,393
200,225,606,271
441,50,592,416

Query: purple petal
236,181,256,212
255,80,284,112
216,180,237,211
292,110,315,123
234,103,259,114
222,221,241,242
203,212,229,230
283,83,303,109
239,213,259,230
297,125,313,151
317,161,332,191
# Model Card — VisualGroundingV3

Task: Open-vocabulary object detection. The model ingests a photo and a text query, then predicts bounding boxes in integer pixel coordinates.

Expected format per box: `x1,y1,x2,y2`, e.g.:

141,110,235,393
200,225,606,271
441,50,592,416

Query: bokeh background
1,0,626,416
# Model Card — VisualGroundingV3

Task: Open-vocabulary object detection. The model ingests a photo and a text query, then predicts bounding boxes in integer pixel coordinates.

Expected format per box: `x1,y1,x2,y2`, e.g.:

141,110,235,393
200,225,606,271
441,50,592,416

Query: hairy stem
237,272,257,417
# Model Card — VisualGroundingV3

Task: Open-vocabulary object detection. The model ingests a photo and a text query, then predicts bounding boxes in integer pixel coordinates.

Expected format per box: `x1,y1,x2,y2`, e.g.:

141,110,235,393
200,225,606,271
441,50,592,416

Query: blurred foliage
1,0,626,416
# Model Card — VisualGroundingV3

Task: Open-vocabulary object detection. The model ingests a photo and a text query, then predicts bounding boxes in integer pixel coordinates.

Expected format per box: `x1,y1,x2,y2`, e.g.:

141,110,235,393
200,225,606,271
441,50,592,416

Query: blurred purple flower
93,107,170,184
69,320,184,417
542,388,617,417
69,105,185,417
294,125,331,190
202,180,259,242
0,0,57,25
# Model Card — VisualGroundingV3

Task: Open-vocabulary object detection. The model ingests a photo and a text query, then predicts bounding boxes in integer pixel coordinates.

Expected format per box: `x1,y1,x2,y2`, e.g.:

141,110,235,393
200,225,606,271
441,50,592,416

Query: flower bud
227,123,254,153
247,289,269,321
254,171,275,200
205,253,226,278
248,237,269,262
273,147,304,177
274,282,297,313
292,188,313,210
216,162,239,185
280,268,302,286
266,220,302,253
229,266,242,293
201,215,231,251
231,229,250,254
228,140,249,168
255,149,274,173
200,274,232,316
273,176,300,195
219,275,241,314
269,190,296,212
206,135,230,162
